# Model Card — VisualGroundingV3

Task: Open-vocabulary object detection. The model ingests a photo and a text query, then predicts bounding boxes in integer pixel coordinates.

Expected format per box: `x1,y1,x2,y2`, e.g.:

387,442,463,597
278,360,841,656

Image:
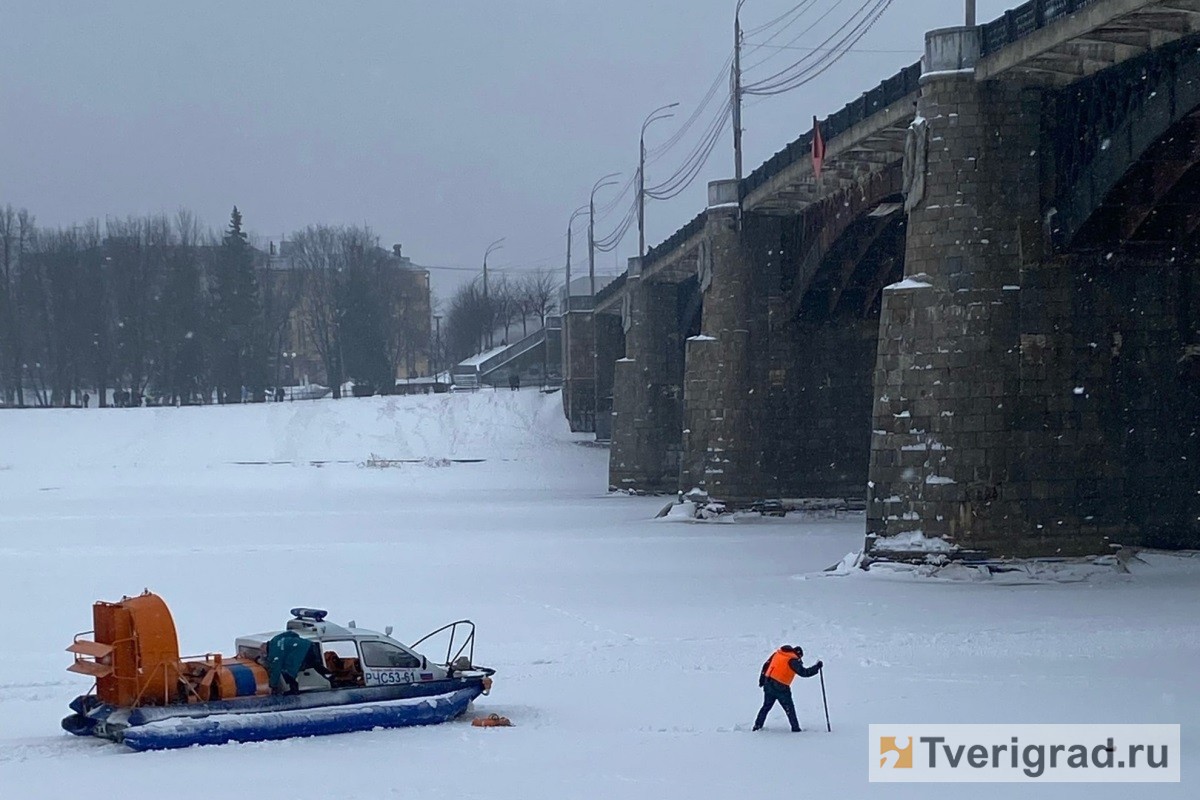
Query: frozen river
1,392,1194,798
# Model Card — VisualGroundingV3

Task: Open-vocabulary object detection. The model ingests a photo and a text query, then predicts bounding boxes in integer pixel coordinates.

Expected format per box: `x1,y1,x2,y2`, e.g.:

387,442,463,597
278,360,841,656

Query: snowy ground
0,391,1195,798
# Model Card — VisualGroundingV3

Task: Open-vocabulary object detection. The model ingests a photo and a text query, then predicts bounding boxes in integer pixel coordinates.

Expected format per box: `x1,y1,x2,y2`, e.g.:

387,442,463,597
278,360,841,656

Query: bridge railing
644,61,920,272
740,61,922,202
644,211,708,271
980,0,1103,56
593,272,627,309
475,328,547,376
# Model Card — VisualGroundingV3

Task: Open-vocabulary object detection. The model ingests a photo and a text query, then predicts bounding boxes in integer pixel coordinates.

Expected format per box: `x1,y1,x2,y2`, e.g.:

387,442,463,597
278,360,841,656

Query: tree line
0,204,428,407
443,270,559,366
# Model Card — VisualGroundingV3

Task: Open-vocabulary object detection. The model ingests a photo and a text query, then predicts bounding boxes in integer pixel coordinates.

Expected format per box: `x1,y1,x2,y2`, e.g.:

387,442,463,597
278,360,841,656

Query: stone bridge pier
677,202,783,502
680,198,892,504
592,305,625,442
614,181,896,505
867,25,1200,556
609,258,692,491
561,298,595,433
868,29,1038,554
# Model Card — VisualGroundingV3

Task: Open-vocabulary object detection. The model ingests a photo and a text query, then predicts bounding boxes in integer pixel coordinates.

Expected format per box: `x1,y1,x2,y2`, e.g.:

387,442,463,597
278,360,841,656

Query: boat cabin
235,608,450,691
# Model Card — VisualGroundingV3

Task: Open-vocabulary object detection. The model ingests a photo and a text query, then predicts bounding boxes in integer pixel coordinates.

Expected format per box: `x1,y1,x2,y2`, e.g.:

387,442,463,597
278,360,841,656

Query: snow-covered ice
870,530,958,553
1,391,1196,798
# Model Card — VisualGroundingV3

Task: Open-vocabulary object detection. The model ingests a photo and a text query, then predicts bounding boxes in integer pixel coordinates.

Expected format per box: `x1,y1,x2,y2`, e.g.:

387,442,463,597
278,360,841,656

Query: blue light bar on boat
289,608,328,621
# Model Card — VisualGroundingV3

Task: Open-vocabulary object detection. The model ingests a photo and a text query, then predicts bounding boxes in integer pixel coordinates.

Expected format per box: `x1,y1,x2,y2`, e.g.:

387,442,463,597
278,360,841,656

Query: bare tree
151,210,207,404
523,269,559,330
258,239,305,393
0,206,23,405
106,215,170,401
290,225,344,398
0,207,36,406
491,276,516,345
445,281,489,364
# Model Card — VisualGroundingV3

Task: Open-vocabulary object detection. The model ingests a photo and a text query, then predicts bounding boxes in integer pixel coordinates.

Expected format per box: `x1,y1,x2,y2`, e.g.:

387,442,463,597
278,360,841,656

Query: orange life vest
764,648,798,686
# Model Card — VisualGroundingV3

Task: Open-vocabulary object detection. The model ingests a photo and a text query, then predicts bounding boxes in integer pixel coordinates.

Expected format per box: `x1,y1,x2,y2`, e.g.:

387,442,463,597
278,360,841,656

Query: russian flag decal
419,673,434,681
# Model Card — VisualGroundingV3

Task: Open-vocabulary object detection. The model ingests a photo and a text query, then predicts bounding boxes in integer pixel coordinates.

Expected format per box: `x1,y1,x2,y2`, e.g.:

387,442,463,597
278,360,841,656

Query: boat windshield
360,641,421,669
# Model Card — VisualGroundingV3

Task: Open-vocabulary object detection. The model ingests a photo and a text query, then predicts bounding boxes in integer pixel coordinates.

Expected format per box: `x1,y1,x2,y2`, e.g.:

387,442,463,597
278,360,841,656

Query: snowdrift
0,390,581,471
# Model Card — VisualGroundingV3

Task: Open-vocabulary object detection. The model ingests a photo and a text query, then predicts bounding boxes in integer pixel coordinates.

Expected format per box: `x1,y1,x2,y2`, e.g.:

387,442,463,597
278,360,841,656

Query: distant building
260,241,432,389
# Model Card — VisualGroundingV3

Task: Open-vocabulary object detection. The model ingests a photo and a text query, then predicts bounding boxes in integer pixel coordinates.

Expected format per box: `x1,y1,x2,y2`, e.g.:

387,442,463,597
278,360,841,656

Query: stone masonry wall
609,275,685,491
680,209,785,503
868,73,1041,555
562,311,595,432
769,313,879,500
593,312,625,441
1010,250,1200,551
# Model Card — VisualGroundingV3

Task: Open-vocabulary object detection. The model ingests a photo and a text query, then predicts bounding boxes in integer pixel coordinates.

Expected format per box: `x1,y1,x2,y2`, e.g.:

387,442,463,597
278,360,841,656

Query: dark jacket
266,631,317,689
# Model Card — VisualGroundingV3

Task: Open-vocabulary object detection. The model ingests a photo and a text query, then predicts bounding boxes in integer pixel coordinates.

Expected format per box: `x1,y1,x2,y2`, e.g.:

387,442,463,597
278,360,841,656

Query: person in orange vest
752,644,823,731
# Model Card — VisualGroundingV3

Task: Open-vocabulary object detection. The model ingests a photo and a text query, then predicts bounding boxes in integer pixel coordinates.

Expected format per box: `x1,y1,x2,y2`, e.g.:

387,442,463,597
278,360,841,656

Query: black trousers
754,679,800,731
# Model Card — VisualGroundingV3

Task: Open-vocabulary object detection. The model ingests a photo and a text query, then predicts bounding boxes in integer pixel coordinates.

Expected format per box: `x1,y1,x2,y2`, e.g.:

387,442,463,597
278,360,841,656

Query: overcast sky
0,1,1014,302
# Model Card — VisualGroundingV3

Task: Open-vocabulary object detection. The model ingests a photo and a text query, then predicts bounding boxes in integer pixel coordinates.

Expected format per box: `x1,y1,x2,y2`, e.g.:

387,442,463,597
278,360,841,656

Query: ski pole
819,666,831,732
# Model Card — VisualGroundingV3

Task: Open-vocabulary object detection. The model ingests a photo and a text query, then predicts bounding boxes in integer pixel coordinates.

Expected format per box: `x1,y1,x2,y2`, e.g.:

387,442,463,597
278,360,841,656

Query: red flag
811,116,826,181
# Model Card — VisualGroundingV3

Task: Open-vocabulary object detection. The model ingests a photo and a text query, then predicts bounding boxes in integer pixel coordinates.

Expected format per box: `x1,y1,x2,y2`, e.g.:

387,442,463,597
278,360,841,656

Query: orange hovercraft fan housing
67,590,269,709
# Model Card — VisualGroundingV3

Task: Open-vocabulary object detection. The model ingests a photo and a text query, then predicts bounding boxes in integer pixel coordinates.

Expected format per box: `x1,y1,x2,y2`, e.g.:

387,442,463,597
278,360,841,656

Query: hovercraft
62,591,495,751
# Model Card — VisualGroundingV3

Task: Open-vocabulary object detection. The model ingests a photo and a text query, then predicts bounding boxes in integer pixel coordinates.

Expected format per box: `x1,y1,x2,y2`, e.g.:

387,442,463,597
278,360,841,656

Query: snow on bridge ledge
885,276,933,291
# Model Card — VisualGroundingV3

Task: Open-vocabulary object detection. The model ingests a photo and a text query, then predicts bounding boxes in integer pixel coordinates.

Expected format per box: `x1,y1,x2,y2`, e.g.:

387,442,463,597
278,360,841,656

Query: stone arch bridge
566,0,1200,558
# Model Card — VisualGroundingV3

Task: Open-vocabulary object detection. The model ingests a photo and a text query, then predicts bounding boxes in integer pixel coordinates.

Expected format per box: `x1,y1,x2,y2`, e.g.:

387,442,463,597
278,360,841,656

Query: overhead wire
742,0,824,61
586,46,738,253
743,42,919,54
594,197,639,252
593,173,636,220
743,0,820,36
640,1,880,205
645,97,732,201
646,51,733,165
742,0,851,74
744,0,895,96
571,1,896,256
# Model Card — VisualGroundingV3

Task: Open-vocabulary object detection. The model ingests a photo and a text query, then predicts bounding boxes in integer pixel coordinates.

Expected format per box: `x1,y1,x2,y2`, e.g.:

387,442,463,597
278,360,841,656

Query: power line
743,0,823,58
744,0,820,37
645,96,732,201
580,49,737,256
743,41,919,54
742,0,852,74
646,51,733,165
744,0,896,96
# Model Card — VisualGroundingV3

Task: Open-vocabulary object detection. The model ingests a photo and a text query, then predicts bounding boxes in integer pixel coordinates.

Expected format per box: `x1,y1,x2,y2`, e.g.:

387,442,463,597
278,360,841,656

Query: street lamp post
564,204,589,413
965,0,976,26
588,173,621,301
483,237,505,350
432,314,442,378
733,0,748,186
639,102,679,258
588,172,620,433
566,204,589,309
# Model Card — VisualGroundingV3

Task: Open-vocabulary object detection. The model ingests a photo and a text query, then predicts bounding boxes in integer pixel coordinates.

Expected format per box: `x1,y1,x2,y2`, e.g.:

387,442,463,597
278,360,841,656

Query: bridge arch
778,162,906,324
1051,36,1200,247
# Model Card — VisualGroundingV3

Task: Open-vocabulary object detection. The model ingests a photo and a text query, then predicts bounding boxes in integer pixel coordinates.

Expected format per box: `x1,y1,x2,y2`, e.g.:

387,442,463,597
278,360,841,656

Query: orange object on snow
471,713,512,727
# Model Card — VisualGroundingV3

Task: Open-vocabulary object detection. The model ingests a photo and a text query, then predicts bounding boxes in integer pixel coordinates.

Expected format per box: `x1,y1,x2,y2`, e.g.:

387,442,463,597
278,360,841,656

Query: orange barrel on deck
214,660,270,699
